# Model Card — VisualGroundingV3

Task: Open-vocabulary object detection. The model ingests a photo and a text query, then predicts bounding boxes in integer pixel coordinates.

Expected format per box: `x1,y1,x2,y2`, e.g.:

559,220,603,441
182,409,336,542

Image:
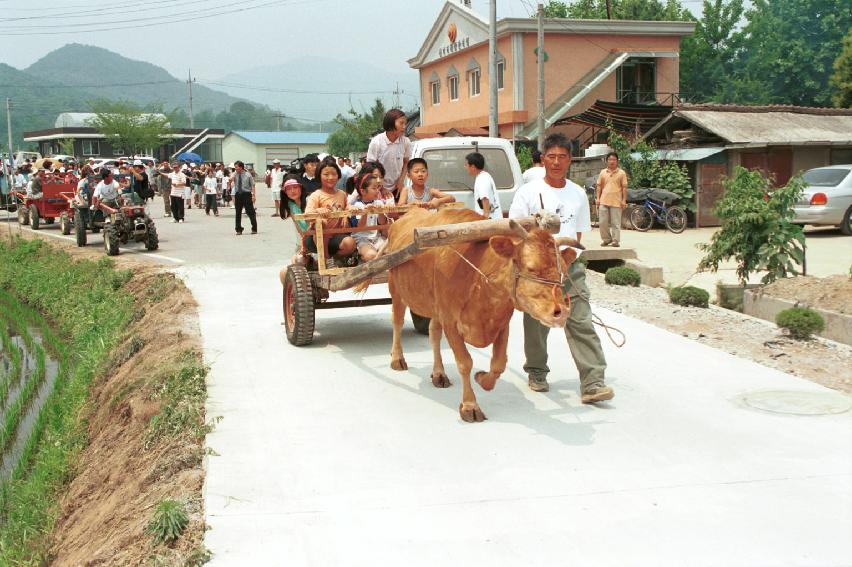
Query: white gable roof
408,1,489,69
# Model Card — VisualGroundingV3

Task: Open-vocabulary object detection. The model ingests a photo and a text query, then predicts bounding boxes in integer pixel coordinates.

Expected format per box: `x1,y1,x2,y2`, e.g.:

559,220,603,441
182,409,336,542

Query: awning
629,147,726,161
556,99,673,135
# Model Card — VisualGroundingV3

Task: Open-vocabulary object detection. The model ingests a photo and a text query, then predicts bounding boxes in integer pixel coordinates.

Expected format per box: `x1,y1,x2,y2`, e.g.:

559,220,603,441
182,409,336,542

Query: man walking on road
232,161,257,235
267,159,286,217
595,152,628,247
509,133,614,404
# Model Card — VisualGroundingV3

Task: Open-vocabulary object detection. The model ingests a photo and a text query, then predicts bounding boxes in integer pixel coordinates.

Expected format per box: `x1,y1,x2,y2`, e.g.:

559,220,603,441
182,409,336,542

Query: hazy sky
0,1,541,80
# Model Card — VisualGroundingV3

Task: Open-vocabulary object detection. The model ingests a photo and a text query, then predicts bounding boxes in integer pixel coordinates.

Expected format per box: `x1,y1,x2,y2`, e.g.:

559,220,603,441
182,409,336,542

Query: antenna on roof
461,0,472,7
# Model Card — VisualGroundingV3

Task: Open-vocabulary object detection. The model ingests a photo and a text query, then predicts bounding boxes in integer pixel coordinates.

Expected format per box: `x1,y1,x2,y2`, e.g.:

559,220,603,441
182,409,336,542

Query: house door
698,163,726,227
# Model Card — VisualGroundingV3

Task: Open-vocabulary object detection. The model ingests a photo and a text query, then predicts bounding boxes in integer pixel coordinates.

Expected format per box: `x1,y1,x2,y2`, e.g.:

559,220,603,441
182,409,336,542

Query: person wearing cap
232,160,257,235
168,162,188,223
266,159,286,217
130,159,151,202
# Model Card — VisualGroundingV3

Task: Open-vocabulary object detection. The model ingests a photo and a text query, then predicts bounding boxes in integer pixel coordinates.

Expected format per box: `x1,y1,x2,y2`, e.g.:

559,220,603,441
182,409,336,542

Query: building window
617,57,656,104
468,69,481,97
448,76,459,101
497,61,505,90
82,140,100,156
430,81,441,105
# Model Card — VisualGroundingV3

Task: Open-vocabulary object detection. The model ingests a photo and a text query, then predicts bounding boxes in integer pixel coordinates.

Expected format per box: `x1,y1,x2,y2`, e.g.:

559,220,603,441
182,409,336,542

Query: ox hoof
459,402,487,423
474,371,498,391
431,372,451,388
390,358,408,371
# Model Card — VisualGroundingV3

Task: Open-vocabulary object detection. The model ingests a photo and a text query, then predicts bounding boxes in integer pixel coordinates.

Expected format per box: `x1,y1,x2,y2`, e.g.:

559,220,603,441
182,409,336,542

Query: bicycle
629,193,687,233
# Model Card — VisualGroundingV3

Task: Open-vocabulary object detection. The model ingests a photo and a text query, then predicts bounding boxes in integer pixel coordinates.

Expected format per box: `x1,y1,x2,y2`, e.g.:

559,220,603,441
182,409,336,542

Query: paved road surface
4,197,852,566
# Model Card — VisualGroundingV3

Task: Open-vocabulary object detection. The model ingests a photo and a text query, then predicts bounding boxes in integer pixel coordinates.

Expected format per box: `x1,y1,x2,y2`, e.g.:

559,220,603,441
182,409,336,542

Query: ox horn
509,220,529,239
555,236,586,250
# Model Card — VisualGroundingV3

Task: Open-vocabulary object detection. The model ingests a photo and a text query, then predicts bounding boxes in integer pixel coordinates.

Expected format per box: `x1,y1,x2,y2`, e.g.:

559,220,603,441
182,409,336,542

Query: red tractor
13,181,75,232
87,190,159,256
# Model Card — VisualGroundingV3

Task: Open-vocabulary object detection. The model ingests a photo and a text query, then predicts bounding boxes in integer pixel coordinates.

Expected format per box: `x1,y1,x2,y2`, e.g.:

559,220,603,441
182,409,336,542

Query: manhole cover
738,390,852,416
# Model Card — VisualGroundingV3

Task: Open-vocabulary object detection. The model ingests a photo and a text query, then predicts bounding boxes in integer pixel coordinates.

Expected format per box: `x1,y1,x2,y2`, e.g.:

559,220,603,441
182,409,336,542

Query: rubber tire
75,214,87,247
29,205,40,230
60,212,71,235
284,265,316,346
411,312,431,335
103,224,120,256
630,205,653,232
665,205,687,234
17,206,29,226
840,206,852,236
144,219,159,250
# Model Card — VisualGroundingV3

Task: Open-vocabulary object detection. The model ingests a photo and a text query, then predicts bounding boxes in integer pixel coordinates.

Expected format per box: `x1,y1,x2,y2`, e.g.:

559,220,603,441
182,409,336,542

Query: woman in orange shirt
305,160,356,257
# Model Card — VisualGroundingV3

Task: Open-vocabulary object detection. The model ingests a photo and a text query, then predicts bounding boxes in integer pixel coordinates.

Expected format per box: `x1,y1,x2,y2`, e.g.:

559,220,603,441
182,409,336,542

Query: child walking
203,169,219,216
398,158,455,209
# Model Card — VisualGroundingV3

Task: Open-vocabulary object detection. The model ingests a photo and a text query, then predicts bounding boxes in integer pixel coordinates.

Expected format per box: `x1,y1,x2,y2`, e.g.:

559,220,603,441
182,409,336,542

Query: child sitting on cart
304,160,356,258
280,175,309,265
397,158,455,209
349,172,389,261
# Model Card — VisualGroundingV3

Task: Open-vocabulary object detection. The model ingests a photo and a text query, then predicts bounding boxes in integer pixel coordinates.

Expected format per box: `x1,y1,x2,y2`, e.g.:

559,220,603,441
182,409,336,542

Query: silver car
793,165,852,235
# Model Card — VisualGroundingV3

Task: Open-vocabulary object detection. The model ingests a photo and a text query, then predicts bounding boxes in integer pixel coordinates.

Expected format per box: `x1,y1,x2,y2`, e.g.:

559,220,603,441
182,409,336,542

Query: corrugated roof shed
231,131,329,145
679,110,852,145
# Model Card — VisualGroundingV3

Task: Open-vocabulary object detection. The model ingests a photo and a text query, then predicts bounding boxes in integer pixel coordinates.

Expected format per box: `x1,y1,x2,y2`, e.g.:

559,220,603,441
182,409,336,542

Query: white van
409,137,523,213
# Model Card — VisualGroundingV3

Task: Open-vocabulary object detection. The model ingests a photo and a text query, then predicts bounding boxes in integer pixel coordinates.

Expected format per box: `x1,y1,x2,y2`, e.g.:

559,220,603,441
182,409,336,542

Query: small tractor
74,190,158,256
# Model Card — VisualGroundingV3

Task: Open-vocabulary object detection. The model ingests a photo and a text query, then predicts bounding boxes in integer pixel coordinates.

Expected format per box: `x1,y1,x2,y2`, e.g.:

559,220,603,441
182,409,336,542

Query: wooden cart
282,203,558,346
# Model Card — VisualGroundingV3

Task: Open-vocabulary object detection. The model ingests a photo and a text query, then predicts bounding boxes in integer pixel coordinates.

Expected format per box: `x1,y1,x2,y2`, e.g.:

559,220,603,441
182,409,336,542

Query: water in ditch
0,316,60,484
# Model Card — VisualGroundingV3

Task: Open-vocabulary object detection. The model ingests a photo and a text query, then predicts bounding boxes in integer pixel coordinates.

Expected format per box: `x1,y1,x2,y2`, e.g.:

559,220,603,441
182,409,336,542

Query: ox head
489,224,582,328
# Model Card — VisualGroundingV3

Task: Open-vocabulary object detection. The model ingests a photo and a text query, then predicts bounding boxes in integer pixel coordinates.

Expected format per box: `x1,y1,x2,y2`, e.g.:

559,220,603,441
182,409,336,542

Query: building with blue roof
222,131,330,171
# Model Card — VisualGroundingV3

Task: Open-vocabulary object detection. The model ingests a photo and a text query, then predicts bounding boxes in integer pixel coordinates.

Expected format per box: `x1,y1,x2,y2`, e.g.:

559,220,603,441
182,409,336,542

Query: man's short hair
407,157,428,171
382,109,406,133
303,153,320,164
542,133,572,154
465,152,485,170
234,160,245,169
606,151,619,161
532,150,542,164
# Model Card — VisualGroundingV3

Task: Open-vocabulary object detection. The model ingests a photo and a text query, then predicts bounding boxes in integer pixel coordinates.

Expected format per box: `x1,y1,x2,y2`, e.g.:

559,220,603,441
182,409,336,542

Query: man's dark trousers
234,192,257,233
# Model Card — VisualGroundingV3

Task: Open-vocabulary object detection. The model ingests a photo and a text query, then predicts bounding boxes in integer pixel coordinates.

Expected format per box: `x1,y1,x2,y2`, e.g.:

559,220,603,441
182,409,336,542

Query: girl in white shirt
203,169,219,216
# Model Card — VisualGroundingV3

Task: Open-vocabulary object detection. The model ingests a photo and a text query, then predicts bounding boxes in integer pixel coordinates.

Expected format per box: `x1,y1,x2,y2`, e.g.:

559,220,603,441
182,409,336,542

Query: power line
197,79,397,96
2,80,176,88
0,0,213,21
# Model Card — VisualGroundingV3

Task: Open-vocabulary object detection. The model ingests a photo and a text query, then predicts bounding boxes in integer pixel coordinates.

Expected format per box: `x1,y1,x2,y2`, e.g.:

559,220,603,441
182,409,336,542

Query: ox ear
489,235,517,259
560,247,578,273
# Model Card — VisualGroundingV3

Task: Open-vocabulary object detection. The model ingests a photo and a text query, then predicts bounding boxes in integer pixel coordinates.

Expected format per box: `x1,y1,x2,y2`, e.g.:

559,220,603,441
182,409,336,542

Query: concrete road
5,197,852,566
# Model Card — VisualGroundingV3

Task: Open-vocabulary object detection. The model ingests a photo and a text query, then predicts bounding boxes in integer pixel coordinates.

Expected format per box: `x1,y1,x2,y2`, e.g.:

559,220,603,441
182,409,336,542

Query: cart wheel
17,206,29,226
60,212,71,235
284,264,315,346
29,205,40,230
75,214,87,247
411,312,431,335
103,224,120,256
144,219,159,250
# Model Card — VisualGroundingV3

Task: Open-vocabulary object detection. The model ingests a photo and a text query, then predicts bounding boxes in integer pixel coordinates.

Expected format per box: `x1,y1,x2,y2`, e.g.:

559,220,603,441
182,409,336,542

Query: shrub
145,499,189,544
776,307,825,340
669,285,710,308
605,266,640,286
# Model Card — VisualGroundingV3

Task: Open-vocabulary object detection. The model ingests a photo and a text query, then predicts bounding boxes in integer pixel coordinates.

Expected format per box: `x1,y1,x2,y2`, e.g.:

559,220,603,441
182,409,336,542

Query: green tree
327,99,387,157
58,138,76,158
831,28,852,108
737,0,852,106
88,100,173,155
544,0,690,20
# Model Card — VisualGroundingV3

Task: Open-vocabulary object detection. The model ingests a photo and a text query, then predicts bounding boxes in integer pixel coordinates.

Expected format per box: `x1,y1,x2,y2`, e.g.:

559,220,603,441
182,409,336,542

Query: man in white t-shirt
508,132,613,404
522,149,546,184
266,159,286,217
465,152,503,220
92,170,125,210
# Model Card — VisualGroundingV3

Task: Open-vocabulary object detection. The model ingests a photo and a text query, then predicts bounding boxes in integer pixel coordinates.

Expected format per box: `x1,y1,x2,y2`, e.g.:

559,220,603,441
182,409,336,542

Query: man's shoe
528,375,550,392
581,384,614,404
601,240,611,246
611,241,620,247
251,229,258,234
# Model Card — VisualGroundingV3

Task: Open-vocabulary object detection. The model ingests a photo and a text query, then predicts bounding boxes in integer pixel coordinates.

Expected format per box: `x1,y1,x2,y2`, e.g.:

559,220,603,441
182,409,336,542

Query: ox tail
352,240,390,294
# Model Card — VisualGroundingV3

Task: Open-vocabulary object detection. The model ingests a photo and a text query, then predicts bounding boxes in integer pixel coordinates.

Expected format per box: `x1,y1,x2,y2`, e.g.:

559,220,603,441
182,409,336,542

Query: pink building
408,1,694,144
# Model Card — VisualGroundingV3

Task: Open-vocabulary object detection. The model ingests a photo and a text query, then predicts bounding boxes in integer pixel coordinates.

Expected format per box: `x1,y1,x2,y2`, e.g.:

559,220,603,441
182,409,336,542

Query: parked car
408,136,522,213
793,165,852,236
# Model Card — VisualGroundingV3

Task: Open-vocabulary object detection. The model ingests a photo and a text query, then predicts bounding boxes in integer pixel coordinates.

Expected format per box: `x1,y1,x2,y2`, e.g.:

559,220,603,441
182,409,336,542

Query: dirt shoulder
586,270,852,394
3,231,209,565
760,274,852,315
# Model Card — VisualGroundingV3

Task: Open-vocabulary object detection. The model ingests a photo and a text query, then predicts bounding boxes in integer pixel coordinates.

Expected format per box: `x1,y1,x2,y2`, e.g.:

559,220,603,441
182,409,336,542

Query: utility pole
488,0,498,137
187,69,196,129
274,111,286,131
393,82,401,108
6,98,15,234
537,4,545,150
605,0,612,19
5,98,13,164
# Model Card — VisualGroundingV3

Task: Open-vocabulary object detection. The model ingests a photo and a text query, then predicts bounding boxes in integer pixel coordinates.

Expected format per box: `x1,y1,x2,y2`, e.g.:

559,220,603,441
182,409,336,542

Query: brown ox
382,207,580,422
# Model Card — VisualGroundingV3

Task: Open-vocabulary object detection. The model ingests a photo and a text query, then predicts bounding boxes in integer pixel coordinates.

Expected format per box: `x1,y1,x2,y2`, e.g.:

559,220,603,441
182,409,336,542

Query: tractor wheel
144,219,159,250
75,215,87,247
103,224,120,256
60,212,72,235
283,264,315,346
17,206,29,226
411,312,431,335
29,205,40,230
